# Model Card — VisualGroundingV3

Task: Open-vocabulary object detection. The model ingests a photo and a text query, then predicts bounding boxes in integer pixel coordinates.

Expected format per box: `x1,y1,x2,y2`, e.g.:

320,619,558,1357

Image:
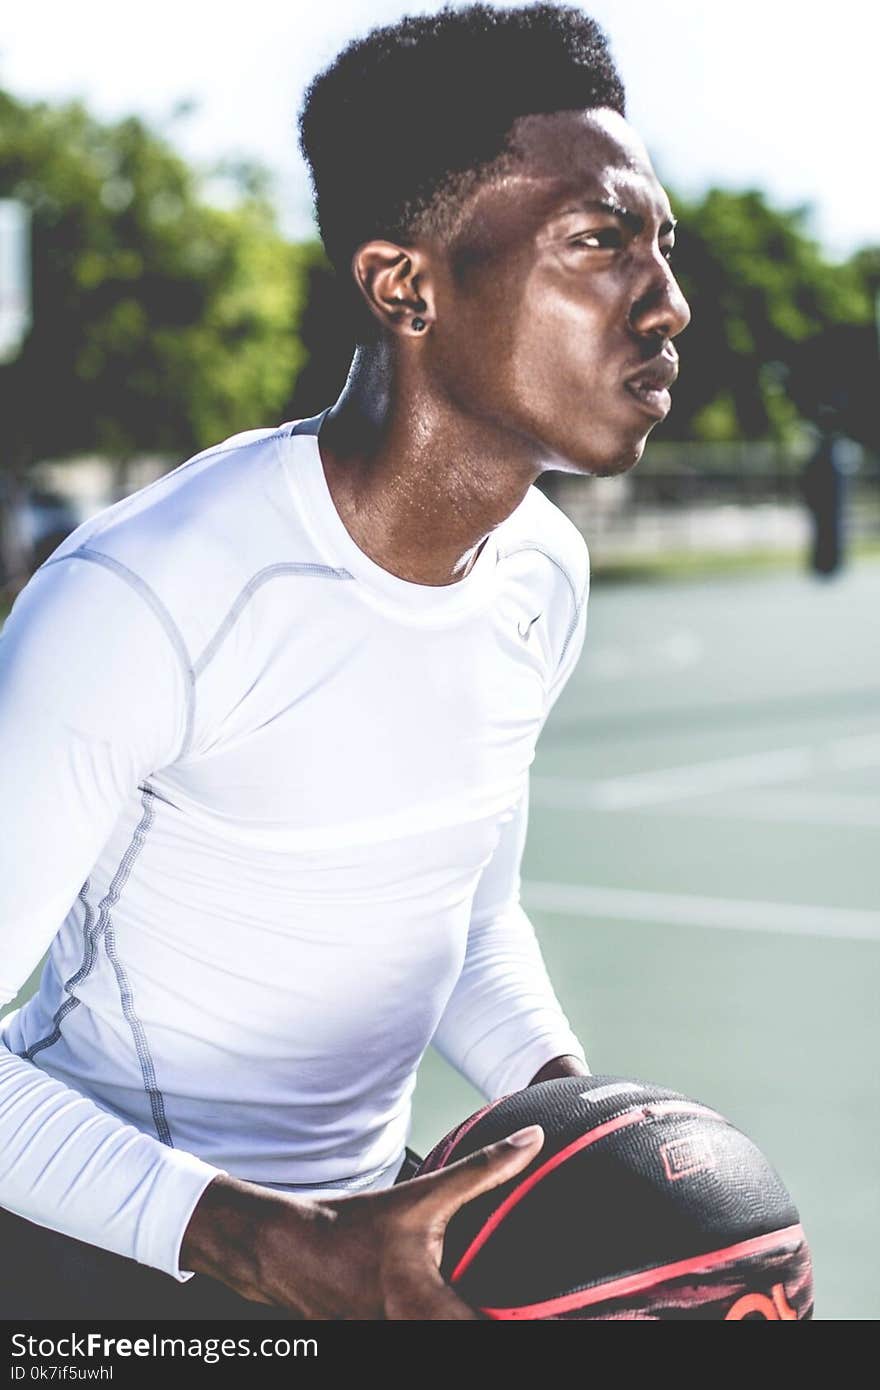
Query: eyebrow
561,199,678,238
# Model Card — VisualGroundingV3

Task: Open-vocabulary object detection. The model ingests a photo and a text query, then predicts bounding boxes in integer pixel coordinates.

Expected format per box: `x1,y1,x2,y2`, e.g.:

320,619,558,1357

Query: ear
351,241,436,338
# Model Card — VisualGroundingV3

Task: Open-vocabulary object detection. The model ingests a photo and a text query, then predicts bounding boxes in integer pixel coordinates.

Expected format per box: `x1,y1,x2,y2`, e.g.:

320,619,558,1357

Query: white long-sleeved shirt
0,415,589,1280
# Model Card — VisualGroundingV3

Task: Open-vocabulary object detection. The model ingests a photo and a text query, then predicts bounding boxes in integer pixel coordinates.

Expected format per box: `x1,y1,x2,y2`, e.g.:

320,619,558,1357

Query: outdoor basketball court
411,558,880,1321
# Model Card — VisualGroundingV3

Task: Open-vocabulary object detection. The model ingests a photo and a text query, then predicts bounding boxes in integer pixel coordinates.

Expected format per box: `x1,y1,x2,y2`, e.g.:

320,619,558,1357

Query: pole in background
0,200,31,365
790,322,878,579
0,200,33,596
801,427,847,577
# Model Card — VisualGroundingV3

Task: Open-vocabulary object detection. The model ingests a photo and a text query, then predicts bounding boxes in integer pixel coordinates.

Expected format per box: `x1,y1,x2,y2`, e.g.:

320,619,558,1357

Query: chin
563,433,648,479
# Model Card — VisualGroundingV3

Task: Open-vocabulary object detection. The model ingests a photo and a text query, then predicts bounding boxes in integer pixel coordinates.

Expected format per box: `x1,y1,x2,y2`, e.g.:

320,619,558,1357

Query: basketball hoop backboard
0,200,32,365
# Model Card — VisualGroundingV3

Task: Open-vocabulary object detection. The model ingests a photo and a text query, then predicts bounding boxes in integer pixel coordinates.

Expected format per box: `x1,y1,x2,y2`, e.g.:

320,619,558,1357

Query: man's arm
431,782,590,1098
0,557,222,1276
432,573,591,1099
0,555,546,1318
178,1124,546,1318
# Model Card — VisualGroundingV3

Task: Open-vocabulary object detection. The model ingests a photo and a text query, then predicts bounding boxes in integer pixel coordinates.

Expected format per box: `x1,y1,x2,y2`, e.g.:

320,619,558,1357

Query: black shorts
0,1147,424,1321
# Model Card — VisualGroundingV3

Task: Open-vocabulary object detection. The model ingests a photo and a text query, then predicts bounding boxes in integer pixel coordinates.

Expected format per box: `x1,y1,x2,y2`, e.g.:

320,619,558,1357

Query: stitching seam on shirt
272,1150,405,1192
164,427,288,472
16,879,96,1061
561,579,588,665
16,795,174,1147
40,547,196,761
101,787,174,1147
496,542,586,662
193,563,353,680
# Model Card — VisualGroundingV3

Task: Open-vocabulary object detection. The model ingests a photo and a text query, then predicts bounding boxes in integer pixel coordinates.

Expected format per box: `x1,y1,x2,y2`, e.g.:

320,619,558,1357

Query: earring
412,316,427,332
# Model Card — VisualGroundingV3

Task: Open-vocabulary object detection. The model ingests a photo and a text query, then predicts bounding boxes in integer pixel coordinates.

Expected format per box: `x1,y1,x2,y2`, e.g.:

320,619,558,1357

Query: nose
629,261,691,341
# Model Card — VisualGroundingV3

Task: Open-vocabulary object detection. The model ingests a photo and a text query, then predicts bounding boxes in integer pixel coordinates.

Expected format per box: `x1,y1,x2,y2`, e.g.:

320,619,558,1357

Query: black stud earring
412,316,427,332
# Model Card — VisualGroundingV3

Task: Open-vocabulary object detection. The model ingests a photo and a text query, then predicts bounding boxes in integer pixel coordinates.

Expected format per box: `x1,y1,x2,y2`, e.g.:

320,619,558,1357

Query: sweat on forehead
444,110,667,263
510,107,651,176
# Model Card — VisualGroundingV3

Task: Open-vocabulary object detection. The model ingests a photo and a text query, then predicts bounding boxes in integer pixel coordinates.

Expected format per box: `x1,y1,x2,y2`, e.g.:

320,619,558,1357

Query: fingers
409,1123,544,1225
379,1126,544,1318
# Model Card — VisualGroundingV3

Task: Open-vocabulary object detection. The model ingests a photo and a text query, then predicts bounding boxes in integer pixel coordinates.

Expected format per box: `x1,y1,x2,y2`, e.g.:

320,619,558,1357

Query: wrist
528,1053,590,1086
180,1174,316,1305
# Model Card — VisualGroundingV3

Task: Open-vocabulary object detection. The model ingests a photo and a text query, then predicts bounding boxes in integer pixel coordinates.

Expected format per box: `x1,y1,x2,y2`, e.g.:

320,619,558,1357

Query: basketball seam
418,1096,507,1175
448,1101,726,1283
479,1223,807,1320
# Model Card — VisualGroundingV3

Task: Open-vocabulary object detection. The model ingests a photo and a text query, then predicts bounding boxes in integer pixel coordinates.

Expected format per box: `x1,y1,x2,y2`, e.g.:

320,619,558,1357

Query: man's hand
181,1124,544,1319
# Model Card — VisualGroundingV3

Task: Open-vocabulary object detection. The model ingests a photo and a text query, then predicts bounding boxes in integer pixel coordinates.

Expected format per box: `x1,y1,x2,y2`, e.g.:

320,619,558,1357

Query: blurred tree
1,85,876,591
284,188,877,450
840,245,880,448
0,89,307,587
282,241,354,419
651,189,874,443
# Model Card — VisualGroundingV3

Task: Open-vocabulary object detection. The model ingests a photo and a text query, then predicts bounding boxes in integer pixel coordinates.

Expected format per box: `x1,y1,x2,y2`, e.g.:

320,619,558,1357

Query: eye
660,243,675,263
570,227,623,250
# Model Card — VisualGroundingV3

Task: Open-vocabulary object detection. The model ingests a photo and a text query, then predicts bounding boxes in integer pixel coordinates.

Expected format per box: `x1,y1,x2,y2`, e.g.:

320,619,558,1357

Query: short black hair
299,3,625,282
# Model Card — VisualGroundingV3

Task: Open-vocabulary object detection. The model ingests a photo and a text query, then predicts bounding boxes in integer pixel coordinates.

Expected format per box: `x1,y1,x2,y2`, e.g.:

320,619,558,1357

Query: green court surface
4,562,878,1319
410,558,880,1321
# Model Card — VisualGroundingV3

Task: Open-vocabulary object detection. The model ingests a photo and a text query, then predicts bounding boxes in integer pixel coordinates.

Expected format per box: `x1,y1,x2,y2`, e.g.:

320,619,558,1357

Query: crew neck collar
279,414,501,622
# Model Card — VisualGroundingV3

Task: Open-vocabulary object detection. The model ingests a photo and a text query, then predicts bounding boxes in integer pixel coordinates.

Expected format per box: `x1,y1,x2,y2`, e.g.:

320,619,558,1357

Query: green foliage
282,241,356,419
0,89,305,470
0,84,876,472
662,188,874,442
849,245,880,293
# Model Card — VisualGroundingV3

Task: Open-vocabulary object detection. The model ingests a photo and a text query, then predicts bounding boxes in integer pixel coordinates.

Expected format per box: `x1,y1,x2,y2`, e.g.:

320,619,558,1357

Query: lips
623,355,678,420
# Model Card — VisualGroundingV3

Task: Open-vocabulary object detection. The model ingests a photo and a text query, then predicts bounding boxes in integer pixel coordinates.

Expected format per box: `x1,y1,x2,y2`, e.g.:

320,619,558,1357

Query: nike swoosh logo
518,612,542,640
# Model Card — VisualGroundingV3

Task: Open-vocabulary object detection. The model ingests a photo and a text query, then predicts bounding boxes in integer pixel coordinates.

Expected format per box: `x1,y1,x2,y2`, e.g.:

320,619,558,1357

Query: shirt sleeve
430,781,589,1099
545,567,589,716
430,567,590,1099
0,553,223,1278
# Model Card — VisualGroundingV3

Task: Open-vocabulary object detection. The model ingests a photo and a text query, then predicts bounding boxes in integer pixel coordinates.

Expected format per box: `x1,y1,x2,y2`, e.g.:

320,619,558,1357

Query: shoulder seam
40,548,196,761
497,541,588,663
193,562,354,680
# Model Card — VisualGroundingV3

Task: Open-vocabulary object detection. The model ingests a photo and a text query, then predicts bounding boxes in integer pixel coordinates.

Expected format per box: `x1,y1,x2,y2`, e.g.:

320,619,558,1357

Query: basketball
417,1074,813,1319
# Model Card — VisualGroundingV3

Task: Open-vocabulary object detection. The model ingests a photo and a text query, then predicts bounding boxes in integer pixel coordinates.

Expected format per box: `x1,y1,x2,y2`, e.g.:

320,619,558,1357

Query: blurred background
1,0,877,1320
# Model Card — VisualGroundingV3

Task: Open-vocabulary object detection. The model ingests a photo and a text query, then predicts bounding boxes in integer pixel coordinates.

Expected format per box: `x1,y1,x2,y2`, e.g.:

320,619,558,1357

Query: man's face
427,108,691,476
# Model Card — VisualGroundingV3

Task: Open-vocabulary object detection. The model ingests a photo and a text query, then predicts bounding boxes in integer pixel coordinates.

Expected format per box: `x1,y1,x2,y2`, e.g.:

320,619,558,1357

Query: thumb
409,1124,545,1225
382,1230,481,1320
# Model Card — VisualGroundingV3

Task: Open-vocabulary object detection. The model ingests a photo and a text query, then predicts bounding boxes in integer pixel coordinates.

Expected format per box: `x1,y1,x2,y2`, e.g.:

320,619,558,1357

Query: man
0,4,689,1319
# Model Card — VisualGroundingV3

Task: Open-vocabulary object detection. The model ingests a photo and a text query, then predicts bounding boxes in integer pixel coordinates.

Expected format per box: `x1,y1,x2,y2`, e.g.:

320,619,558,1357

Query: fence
3,439,879,591
543,438,879,567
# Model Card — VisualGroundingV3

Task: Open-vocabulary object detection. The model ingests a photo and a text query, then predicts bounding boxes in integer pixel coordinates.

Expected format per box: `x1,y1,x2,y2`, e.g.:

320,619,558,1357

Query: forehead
448,108,672,259
509,108,671,226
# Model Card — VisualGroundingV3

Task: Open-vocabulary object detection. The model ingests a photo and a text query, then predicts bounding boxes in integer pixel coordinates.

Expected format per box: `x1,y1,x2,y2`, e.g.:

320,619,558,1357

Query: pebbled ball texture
416,1075,813,1319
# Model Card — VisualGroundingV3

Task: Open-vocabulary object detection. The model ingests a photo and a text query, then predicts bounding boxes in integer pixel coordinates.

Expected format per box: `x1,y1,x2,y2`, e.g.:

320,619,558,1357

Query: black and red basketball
417,1075,813,1319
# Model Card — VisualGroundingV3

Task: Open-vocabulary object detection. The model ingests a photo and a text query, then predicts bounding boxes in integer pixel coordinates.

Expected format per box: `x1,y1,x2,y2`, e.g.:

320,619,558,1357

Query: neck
316,343,543,587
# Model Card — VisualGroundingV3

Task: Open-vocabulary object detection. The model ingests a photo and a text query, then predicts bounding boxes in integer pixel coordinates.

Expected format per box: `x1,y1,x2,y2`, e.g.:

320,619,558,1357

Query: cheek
435,263,620,445
433,284,524,407
436,246,549,381
502,286,650,472
505,288,609,410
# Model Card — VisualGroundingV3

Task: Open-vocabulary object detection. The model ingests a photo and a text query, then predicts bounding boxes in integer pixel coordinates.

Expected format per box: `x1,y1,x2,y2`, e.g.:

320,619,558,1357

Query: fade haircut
299,3,625,334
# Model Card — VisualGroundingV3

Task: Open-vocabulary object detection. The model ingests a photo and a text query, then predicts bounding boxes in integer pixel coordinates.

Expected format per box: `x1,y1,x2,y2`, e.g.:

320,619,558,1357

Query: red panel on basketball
416,1075,813,1319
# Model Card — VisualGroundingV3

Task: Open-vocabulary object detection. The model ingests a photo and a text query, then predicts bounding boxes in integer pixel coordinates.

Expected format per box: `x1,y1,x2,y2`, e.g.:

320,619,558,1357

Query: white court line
531,731,880,811
829,734,880,769
661,790,880,829
522,880,880,943
586,631,704,681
